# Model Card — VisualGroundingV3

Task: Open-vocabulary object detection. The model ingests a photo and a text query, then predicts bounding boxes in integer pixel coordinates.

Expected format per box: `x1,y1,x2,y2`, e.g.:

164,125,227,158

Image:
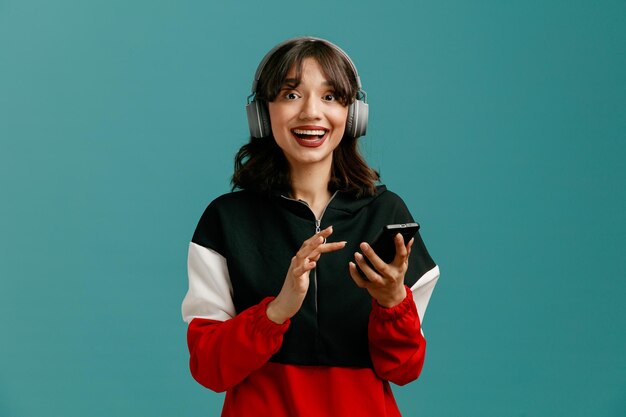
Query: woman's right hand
266,226,346,324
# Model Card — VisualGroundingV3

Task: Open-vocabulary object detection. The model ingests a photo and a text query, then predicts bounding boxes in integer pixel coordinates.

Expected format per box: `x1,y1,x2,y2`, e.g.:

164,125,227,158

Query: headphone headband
250,36,362,94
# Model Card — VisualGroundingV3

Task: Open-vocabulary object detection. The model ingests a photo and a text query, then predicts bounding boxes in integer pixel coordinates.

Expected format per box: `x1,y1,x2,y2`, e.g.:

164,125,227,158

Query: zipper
281,191,339,314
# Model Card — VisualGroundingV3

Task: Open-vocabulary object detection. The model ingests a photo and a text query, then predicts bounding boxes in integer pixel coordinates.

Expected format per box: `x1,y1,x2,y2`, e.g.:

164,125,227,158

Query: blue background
1,1,624,416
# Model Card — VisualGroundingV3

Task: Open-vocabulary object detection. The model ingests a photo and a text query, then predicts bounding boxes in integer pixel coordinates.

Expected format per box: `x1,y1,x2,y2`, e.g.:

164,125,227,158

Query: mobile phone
356,223,420,280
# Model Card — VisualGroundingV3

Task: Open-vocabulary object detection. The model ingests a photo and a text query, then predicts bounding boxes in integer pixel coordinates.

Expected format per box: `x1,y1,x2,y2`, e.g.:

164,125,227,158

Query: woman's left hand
348,234,414,308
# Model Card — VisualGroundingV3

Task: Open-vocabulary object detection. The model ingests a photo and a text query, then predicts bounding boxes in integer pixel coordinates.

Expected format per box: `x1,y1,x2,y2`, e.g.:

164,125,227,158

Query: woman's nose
299,96,321,120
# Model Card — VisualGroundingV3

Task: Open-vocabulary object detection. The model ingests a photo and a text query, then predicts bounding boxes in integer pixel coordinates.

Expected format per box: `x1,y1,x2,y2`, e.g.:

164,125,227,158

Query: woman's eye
323,94,336,102
284,92,299,100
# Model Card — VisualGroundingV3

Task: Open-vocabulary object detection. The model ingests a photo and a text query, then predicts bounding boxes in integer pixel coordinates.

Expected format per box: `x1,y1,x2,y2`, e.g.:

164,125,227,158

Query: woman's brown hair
231,38,379,197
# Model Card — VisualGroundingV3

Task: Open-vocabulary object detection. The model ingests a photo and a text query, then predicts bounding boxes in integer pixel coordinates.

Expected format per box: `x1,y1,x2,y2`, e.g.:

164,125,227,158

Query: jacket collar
269,184,387,217
328,185,387,214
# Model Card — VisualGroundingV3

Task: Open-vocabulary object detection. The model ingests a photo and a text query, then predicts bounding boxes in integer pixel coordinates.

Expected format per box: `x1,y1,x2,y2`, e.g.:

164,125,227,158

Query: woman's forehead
282,58,334,85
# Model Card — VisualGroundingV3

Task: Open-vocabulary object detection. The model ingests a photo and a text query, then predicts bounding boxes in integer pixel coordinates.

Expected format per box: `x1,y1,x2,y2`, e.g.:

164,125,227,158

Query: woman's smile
291,125,330,147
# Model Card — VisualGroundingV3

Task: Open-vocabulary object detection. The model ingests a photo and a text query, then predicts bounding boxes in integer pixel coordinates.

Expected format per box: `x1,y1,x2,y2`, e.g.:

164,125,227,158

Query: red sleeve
368,286,426,386
187,297,290,392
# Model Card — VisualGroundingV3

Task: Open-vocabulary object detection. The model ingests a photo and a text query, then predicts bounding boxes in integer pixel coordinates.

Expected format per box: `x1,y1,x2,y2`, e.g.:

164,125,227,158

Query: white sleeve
181,242,236,323
410,265,440,324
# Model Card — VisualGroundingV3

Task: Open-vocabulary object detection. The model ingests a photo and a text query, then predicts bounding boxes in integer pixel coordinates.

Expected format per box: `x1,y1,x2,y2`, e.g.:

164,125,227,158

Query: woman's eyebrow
282,78,333,87
282,78,299,88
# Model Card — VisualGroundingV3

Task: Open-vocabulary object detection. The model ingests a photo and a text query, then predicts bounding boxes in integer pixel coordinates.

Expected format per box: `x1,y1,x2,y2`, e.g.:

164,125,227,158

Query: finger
313,225,334,243
307,241,347,259
295,226,336,260
348,261,369,288
298,224,342,259
391,233,409,265
406,237,414,259
354,251,384,285
358,242,389,277
395,233,407,257
291,258,316,277
296,233,327,260
318,225,334,238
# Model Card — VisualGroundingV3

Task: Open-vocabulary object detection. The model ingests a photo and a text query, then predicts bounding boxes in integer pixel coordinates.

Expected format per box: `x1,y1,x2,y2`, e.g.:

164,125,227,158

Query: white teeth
292,129,326,135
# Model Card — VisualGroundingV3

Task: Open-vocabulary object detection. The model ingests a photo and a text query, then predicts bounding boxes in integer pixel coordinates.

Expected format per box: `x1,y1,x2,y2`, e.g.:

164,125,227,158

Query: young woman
182,37,440,417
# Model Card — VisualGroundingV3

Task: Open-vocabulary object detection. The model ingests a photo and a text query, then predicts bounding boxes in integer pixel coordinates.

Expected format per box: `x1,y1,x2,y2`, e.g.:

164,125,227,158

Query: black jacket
191,185,436,368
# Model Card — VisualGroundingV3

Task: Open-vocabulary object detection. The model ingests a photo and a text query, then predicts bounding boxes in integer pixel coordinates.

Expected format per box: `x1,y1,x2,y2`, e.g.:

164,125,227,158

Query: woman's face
268,57,349,172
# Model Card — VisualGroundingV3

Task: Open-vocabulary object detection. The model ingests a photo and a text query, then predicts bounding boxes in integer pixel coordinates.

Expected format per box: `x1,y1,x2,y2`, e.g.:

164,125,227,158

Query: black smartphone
356,223,420,279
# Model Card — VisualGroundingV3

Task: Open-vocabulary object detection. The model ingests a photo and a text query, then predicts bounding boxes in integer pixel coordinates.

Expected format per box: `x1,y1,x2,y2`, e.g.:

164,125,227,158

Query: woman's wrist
374,285,407,308
266,298,290,324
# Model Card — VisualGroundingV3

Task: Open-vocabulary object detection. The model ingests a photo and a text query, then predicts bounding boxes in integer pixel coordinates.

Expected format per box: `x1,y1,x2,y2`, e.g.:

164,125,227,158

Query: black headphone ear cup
246,100,272,138
356,100,368,137
258,101,271,138
346,99,368,138
346,102,356,137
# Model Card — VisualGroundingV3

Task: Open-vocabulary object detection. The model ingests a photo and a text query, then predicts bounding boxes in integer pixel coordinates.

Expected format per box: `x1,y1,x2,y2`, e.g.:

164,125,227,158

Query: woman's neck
290,163,333,219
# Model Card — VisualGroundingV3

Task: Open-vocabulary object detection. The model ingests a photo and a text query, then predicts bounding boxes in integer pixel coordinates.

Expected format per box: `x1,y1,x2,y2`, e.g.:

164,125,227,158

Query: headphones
246,36,368,139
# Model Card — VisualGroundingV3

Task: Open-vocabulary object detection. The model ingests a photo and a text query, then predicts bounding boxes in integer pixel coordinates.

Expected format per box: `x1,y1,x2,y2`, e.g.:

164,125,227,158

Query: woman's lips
291,128,329,148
